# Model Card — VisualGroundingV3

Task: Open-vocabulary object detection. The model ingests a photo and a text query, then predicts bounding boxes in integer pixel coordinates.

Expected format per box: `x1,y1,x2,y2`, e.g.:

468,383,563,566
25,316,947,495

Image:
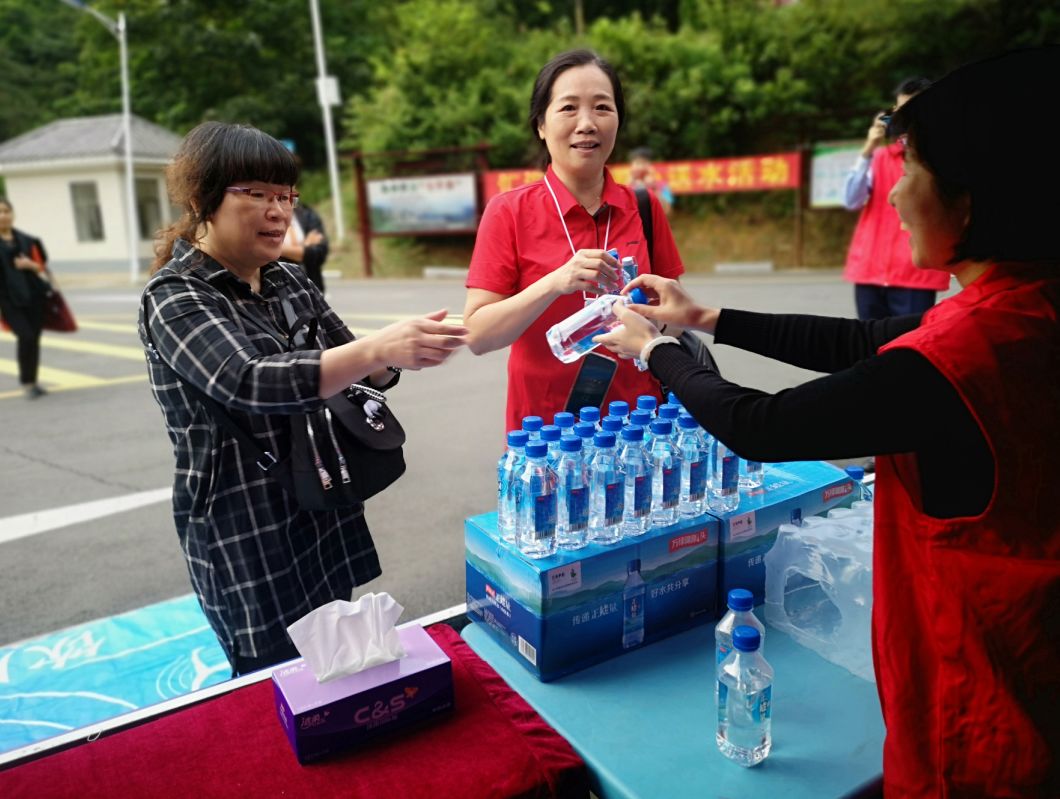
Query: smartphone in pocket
564,351,618,414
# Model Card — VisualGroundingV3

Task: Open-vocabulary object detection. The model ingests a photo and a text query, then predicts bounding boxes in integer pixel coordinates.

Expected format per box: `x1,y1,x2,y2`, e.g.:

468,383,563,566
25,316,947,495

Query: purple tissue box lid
272,624,451,714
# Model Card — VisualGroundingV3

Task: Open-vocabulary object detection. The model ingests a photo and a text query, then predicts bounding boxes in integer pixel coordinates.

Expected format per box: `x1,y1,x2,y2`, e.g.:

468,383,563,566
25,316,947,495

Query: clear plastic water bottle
608,400,630,425
710,439,740,513
650,419,682,527
677,415,708,518
516,441,557,559
546,288,649,363
522,415,543,441
497,429,529,542
845,465,873,503
588,431,624,545
555,435,590,551
630,409,654,448
579,406,601,429
619,255,639,287
601,414,624,435
606,248,621,289
553,411,576,435
619,426,652,538
716,625,773,768
635,394,658,418
715,588,766,669
740,459,764,490
540,424,562,468
573,421,597,462
658,403,681,423
622,558,646,649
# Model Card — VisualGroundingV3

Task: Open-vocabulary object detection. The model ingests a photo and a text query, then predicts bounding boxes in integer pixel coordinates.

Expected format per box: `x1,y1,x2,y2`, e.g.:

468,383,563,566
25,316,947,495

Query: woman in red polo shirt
596,48,1059,797
464,49,684,433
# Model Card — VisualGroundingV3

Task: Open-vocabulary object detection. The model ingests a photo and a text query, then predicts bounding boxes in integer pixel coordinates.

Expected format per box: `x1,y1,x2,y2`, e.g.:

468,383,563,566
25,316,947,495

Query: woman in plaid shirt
140,122,467,674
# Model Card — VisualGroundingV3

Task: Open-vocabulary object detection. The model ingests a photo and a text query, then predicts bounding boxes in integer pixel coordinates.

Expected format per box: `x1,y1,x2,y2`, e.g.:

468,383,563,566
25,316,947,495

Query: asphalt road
0,269,950,647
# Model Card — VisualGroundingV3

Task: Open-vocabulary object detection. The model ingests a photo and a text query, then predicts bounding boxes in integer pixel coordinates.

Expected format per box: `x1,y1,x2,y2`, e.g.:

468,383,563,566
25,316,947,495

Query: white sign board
810,142,863,209
367,173,478,234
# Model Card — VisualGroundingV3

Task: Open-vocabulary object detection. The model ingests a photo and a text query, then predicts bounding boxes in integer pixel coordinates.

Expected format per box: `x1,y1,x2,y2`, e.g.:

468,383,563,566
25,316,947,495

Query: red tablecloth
0,624,588,799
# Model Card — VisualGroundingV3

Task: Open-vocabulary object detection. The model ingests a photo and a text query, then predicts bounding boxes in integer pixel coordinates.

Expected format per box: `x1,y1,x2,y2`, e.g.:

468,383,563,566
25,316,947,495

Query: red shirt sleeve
648,190,683,279
467,195,520,295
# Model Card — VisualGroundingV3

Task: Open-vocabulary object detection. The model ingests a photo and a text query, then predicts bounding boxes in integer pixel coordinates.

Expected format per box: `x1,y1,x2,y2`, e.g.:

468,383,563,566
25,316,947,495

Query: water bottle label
689,459,707,500
662,466,680,507
533,493,556,538
605,481,623,526
633,475,650,516
722,455,738,493
751,686,772,723
567,486,588,530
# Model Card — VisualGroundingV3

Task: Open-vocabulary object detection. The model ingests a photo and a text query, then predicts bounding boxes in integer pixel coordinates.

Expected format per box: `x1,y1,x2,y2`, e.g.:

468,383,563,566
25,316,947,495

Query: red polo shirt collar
544,165,633,218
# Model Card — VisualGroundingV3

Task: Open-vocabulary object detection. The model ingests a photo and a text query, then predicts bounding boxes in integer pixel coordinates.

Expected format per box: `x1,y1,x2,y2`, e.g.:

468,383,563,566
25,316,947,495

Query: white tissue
287,591,407,682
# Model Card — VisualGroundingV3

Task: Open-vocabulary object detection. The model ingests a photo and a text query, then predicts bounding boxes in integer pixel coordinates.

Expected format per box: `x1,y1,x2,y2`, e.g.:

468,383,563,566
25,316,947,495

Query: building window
135,178,163,241
70,182,105,242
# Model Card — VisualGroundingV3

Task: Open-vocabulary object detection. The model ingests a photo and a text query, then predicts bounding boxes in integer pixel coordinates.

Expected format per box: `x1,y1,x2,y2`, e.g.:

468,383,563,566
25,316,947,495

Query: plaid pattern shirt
139,239,382,661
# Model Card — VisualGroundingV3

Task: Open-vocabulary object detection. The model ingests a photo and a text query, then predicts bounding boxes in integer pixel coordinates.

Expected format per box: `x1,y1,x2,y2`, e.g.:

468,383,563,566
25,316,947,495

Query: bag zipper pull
305,417,333,490
323,406,352,485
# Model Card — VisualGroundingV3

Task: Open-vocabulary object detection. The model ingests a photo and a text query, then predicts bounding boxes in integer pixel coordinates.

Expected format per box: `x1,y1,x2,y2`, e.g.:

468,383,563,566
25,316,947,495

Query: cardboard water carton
712,460,854,608
272,624,454,764
465,512,719,681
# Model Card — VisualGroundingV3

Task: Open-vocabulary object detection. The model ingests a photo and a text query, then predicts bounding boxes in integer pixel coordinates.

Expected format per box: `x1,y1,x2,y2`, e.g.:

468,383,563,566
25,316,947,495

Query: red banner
483,152,801,202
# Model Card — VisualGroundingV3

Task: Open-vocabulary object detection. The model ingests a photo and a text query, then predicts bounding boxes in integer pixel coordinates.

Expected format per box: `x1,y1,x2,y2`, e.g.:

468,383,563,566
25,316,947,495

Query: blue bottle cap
636,395,658,411
525,441,548,458
650,419,672,436
845,465,865,481
573,421,596,440
579,406,600,423
677,414,698,429
630,409,652,427
727,588,754,612
658,403,681,420
593,431,616,448
627,558,641,573
554,411,575,429
560,435,582,452
732,625,761,653
522,415,543,432
668,392,679,405
621,425,644,441
607,248,619,260
507,430,530,447
540,424,561,442
628,287,648,305
608,401,630,418
601,415,624,432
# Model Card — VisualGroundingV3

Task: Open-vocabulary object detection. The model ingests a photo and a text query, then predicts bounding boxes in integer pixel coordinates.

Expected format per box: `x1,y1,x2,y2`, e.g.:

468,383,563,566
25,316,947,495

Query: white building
0,114,182,274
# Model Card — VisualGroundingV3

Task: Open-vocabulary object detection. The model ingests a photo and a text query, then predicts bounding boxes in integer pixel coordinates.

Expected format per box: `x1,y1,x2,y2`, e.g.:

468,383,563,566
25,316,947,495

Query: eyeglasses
225,186,300,207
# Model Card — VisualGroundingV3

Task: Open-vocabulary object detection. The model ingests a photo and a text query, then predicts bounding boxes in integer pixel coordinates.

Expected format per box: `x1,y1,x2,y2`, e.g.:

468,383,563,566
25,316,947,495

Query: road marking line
0,360,109,389
0,373,147,401
76,321,138,334
0,487,171,545
0,332,146,361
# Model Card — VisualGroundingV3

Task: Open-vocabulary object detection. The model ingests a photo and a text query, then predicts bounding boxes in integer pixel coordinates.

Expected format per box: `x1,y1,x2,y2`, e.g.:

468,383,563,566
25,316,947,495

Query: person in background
0,197,50,399
843,76,949,320
464,49,684,434
281,201,329,293
141,122,467,675
596,47,1059,797
628,146,673,215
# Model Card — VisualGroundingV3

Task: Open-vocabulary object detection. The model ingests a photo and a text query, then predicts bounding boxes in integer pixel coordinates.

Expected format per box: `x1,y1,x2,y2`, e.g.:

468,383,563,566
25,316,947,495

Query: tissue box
272,624,454,764
712,461,854,609
465,512,719,681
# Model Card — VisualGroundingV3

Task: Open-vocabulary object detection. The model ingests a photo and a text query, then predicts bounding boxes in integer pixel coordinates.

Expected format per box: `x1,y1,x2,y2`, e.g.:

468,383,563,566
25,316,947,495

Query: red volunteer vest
874,264,1060,796
844,143,950,291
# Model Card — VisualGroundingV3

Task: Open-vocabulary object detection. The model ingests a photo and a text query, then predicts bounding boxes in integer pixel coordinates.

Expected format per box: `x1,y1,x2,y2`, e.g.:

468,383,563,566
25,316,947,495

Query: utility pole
308,0,346,243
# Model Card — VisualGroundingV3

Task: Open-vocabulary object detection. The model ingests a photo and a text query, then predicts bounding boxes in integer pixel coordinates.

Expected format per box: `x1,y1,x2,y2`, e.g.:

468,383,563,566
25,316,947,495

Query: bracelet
386,365,402,375
639,335,681,365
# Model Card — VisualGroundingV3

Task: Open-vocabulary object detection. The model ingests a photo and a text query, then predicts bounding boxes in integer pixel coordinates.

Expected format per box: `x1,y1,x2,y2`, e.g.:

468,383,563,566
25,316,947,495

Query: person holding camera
842,77,950,320
141,122,467,675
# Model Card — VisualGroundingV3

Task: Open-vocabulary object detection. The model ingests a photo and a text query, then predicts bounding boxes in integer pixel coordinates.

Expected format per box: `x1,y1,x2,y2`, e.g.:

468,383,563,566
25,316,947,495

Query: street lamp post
60,1,141,283
308,0,346,243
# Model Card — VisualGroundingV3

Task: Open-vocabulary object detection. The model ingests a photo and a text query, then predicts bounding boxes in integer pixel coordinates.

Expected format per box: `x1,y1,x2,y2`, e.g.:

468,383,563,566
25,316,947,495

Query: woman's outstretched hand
594,302,660,361
373,309,469,370
621,274,719,334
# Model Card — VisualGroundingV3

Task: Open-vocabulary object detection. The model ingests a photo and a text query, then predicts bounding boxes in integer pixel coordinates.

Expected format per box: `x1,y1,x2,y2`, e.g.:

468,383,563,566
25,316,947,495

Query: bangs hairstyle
890,46,1060,264
528,49,625,166
153,122,299,272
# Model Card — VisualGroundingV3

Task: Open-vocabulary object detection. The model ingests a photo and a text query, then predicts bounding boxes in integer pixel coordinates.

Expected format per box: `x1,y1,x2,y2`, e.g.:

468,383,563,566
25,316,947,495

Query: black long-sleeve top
649,310,994,520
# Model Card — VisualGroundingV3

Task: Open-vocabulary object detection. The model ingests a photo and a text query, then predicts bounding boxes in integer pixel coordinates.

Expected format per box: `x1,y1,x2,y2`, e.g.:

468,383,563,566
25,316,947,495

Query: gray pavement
0,270,956,647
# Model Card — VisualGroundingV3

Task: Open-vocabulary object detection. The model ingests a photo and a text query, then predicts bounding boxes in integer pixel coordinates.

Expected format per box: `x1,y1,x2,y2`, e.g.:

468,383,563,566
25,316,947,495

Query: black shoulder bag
634,187,722,379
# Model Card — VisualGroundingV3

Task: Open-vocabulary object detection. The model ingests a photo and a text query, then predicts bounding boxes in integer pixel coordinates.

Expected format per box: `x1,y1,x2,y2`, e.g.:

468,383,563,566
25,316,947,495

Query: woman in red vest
597,47,1059,797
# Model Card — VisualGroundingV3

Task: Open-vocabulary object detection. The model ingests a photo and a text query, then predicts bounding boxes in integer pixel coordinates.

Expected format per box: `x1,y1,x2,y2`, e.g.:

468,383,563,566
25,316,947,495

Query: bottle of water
608,400,630,425
740,459,764,490
715,588,766,670
601,414,624,435
497,429,529,542
619,255,639,287
516,441,557,559
709,439,740,513
649,419,682,527
635,394,658,419
658,402,681,424
629,408,653,429
573,421,597,462
546,288,649,363
579,406,601,429
716,625,773,768
553,411,576,435
606,248,621,288
540,424,562,468
619,426,652,538
555,435,590,551
622,558,646,649
845,465,873,503
588,431,624,545
522,415,543,441
677,414,708,518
